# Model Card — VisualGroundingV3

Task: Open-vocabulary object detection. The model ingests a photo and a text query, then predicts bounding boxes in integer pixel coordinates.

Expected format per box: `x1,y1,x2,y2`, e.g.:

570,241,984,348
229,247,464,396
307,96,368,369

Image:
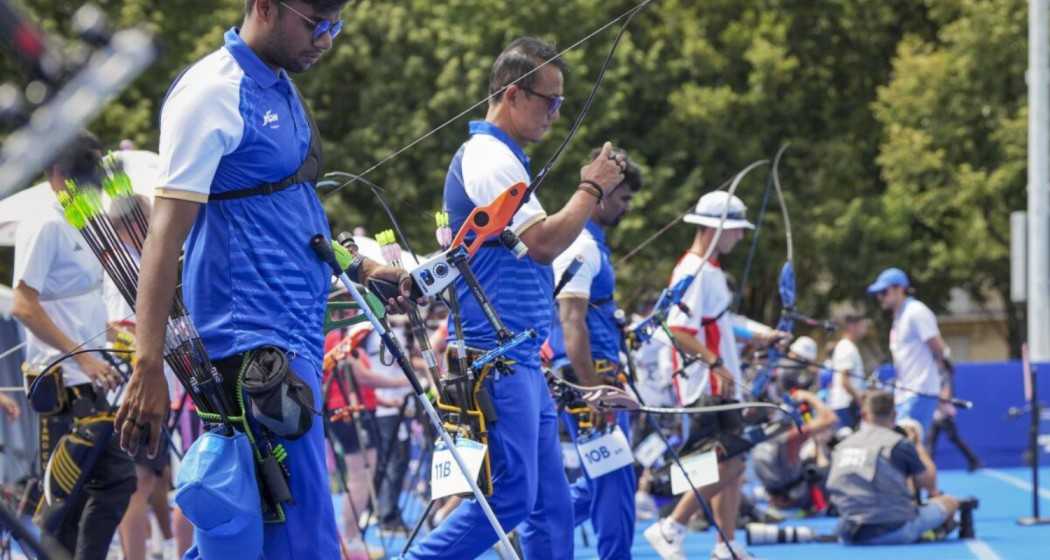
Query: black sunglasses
520,86,564,115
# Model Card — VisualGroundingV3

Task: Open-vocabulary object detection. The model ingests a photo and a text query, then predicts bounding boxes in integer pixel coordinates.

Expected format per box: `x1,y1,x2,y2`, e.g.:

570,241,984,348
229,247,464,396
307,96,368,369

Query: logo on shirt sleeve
262,110,280,129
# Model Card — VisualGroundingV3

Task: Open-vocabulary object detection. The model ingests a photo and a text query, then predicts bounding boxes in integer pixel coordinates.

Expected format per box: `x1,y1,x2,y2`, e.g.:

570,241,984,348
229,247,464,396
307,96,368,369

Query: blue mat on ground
348,467,1050,559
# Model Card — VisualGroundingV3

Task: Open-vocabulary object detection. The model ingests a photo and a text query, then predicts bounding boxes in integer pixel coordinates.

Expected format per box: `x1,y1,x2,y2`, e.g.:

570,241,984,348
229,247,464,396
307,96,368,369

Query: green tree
870,0,1027,355
2,0,1028,355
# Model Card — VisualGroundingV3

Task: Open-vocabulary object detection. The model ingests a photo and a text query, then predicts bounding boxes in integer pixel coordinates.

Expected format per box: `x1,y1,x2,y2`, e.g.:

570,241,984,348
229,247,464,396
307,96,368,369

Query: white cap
789,336,818,364
683,191,755,230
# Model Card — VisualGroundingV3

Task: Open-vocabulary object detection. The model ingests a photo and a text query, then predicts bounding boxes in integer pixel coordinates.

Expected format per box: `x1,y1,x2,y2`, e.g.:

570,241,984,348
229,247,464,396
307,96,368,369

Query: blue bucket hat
867,267,910,294
176,430,263,560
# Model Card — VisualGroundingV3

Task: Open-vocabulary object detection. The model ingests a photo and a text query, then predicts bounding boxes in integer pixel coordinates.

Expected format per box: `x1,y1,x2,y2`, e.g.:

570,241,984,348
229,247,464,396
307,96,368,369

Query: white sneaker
711,541,758,560
635,491,658,520
644,519,687,560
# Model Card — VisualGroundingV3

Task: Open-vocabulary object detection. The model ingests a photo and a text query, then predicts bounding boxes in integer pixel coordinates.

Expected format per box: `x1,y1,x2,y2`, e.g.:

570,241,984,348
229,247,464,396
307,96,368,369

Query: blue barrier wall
878,361,1050,469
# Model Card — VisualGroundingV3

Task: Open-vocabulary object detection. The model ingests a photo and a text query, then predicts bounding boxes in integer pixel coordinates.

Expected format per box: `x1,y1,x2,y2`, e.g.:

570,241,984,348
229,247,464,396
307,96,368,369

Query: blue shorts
860,502,949,545
896,396,938,434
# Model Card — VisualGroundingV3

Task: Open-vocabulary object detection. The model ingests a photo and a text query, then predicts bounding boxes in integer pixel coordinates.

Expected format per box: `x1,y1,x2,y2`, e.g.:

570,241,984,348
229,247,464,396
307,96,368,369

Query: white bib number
633,431,669,468
670,450,719,495
430,438,486,500
576,426,634,479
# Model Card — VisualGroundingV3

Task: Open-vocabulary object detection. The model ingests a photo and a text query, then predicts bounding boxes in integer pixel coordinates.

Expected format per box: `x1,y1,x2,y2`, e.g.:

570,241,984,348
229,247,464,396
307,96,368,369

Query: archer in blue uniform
548,147,642,560
408,37,625,559
115,2,408,558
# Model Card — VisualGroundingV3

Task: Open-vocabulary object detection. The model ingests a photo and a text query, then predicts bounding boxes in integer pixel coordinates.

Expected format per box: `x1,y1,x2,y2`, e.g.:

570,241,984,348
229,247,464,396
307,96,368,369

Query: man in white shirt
645,190,779,560
868,268,948,436
12,132,135,560
828,314,868,429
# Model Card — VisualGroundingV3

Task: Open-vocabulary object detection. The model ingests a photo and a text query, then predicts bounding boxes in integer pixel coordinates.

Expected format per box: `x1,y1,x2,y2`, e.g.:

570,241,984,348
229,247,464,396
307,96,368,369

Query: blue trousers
184,356,340,560
408,363,574,559
564,410,637,560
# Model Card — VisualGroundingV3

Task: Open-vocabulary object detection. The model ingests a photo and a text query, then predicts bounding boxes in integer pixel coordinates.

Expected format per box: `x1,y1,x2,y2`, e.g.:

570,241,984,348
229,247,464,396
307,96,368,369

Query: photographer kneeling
827,390,959,545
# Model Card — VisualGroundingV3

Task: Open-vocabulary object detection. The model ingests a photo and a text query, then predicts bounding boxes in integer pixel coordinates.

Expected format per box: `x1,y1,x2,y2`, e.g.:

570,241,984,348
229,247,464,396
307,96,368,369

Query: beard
263,27,313,73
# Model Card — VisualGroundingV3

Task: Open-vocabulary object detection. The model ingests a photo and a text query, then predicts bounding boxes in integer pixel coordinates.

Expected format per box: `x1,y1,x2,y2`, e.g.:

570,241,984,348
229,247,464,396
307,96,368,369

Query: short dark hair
862,390,895,419
489,37,567,104
246,0,348,15
47,131,102,184
587,146,643,193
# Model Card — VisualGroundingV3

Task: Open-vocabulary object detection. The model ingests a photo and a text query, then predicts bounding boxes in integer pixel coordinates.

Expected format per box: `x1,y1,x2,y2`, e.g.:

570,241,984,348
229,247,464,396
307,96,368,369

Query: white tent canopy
0,150,161,246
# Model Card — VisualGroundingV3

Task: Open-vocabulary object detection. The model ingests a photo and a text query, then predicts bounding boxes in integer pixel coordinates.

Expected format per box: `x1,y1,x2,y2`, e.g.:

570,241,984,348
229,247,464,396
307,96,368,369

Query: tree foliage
4,0,1029,355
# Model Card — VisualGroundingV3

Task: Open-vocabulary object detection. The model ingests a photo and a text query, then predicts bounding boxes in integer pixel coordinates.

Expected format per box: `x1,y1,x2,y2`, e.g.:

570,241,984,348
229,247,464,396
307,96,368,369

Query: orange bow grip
450,181,528,258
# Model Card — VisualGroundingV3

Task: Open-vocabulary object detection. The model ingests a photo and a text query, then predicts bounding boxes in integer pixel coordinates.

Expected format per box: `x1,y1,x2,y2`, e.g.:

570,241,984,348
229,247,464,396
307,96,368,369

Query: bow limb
322,171,419,258
548,371,801,428
640,400,799,423
524,0,656,200
771,144,793,266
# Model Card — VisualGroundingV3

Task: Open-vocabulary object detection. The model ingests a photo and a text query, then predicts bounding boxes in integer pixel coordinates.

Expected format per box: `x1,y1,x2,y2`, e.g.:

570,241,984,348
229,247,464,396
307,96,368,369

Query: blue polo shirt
443,121,553,369
548,220,621,365
156,28,331,365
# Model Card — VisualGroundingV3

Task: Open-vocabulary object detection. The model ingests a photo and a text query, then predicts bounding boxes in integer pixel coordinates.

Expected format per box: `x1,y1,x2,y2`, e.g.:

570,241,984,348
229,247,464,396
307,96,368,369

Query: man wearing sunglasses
408,37,625,559
113,2,407,559
867,268,949,441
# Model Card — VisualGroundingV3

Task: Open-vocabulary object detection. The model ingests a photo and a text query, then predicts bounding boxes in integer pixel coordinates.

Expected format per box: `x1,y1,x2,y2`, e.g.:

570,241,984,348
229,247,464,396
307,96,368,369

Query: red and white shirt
658,252,742,405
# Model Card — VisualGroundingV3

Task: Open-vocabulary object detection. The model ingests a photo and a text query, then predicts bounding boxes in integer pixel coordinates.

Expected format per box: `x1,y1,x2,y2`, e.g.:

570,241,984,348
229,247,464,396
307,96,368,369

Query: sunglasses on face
520,86,564,116
280,1,343,41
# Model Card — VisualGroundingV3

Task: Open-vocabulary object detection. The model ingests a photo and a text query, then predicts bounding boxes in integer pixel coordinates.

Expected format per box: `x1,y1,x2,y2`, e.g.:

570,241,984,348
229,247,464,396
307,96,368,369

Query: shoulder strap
211,80,323,202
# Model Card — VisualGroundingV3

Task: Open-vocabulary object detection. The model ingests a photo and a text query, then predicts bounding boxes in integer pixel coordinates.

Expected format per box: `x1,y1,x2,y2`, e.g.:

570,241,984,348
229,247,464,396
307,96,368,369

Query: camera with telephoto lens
746,523,816,545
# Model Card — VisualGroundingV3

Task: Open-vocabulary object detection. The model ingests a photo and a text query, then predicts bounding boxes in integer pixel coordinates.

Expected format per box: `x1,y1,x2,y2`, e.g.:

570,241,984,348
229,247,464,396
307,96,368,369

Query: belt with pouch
196,346,314,524
24,363,108,418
